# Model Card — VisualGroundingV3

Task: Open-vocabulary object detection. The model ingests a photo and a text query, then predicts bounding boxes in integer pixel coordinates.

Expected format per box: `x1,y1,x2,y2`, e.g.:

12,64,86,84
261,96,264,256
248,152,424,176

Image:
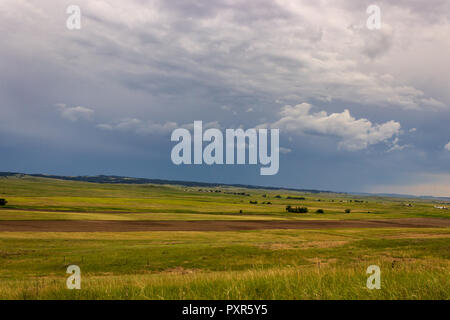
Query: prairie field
0,175,448,299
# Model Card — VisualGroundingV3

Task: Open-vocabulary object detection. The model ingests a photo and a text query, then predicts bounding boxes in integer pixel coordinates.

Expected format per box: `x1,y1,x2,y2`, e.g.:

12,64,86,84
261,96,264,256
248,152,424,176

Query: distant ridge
0,172,333,194
2,172,449,200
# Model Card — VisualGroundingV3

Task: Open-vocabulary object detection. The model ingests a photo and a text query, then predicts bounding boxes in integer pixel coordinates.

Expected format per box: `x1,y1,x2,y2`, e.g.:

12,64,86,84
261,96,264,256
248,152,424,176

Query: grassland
0,175,448,299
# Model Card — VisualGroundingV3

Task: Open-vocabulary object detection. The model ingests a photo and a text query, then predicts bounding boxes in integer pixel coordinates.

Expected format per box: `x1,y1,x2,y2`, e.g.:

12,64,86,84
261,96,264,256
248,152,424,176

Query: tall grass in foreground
1,262,448,300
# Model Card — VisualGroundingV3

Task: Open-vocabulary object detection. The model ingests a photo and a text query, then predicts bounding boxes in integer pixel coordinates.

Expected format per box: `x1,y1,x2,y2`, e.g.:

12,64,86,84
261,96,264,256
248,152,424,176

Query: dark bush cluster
0,199,7,206
198,189,222,193
249,200,258,204
225,192,250,196
286,196,306,200
345,209,351,213
316,209,324,213
285,205,308,213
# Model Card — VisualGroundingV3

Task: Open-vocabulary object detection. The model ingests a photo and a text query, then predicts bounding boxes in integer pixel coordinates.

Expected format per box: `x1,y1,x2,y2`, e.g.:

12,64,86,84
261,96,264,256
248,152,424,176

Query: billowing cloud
265,103,401,151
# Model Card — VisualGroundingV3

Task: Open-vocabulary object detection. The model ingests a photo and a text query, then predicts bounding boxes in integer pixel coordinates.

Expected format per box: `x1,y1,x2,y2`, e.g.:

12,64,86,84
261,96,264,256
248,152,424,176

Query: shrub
0,199,7,206
286,206,308,213
287,196,306,200
249,200,258,204
345,209,351,213
316,209,324,213
274,195,282,198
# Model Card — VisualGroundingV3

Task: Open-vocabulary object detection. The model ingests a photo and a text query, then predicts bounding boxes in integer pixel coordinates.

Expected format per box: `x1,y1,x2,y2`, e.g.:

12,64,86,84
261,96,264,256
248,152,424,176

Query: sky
0,0,449,196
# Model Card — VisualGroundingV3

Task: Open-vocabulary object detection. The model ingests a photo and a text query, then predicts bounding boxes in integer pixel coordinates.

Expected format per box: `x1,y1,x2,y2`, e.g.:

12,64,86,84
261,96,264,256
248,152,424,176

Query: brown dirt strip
0,218,448,232
1,208,153,214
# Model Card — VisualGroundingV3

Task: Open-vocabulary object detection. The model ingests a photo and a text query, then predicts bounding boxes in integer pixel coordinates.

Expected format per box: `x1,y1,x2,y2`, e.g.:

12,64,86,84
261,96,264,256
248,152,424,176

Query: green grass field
0,175,448,299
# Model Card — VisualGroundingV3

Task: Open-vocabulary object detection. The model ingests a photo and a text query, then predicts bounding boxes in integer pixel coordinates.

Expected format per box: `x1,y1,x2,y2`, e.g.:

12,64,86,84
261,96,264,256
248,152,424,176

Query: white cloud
387,137,410,152
97,118,178,135
265,103,401,151
445,142,450,151
55,104,94,122
115,118,142,130
97,118,223,136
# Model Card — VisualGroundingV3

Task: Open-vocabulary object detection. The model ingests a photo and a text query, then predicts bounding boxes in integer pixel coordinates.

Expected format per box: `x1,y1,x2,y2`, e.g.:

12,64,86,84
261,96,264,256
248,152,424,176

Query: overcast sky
1,0,449,196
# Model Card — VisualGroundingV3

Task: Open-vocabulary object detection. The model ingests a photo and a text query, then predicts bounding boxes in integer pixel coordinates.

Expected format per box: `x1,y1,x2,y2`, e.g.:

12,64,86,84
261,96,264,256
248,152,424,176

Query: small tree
0,199,7,206
286,205,292,212
297,207,308,213
345,209,351,213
